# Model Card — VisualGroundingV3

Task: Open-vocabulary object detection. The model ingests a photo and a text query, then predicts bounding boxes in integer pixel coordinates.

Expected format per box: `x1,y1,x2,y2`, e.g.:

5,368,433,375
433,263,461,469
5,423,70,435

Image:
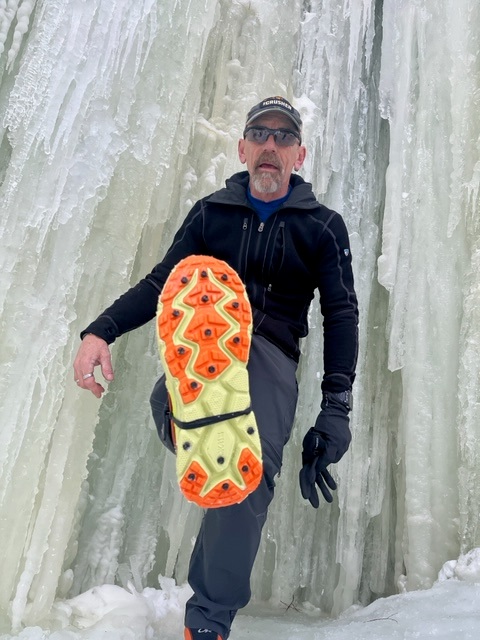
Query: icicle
0,0,37,68
0,0,19,55
6,0,36,69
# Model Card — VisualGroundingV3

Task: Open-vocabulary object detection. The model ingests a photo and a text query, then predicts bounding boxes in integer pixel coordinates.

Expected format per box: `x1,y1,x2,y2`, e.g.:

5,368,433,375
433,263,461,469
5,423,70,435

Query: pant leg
185,335,298,639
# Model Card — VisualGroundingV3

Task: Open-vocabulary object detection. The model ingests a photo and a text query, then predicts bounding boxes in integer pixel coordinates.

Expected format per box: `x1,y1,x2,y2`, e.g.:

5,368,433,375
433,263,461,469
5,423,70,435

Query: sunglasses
243,126,301,147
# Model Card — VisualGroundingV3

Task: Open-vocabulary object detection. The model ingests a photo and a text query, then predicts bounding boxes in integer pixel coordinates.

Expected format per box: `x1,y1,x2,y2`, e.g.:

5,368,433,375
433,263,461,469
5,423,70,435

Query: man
73,96,358,640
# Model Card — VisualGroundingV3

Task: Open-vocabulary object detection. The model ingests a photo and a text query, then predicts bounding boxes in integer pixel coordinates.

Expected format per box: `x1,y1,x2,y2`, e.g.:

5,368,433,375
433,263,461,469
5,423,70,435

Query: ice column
249,0,396,615
0,0,221,629
378,0,480,589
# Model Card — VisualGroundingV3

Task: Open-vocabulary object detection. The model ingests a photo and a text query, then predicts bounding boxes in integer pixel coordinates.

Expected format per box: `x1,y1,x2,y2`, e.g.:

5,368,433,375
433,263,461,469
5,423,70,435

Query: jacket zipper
239,216,251,281
251,217,269,303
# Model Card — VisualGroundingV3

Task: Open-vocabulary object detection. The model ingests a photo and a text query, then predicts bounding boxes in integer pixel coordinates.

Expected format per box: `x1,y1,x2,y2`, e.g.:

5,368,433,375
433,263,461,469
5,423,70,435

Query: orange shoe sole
156,255,263,508
184,630,222,640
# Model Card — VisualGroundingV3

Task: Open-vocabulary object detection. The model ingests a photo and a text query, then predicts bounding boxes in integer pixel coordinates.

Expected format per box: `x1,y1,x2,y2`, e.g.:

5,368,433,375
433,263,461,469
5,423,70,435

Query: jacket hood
207,171,320,210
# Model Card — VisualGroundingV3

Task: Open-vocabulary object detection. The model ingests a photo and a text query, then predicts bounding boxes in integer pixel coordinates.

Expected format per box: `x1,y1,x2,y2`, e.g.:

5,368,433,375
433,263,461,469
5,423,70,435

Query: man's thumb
100,352,114,380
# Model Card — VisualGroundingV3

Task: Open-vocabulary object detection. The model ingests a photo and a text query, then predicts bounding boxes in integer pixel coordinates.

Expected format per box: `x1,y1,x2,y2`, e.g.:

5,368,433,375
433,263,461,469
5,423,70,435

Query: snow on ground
2,550,480,640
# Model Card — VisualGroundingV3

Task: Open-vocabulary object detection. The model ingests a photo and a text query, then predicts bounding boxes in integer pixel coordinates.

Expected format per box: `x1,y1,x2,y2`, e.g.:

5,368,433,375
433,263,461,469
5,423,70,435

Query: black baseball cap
245,96,302,131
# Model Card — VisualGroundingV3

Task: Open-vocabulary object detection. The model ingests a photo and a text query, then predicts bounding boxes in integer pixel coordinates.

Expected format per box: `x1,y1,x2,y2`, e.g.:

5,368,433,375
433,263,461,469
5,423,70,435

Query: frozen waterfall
0,0,479,634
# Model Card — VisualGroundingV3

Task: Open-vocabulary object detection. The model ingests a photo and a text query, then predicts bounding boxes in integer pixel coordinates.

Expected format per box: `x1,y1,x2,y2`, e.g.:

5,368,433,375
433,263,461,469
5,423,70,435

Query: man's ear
294,145,307,171
238,139,247,164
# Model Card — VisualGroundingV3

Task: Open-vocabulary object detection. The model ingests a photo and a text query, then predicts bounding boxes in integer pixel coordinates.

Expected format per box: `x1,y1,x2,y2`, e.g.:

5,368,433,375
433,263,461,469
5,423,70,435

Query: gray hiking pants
151,334,298,639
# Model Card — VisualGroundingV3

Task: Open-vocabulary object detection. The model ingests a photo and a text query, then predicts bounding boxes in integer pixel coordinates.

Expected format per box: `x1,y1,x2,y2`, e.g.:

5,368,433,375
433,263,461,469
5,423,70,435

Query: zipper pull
267,284,272,292
258,222,264,232
243,218,248,230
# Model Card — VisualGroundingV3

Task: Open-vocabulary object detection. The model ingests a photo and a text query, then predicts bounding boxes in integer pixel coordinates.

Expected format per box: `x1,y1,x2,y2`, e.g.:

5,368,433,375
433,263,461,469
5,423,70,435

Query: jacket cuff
321,372,354,393
80,315,120,345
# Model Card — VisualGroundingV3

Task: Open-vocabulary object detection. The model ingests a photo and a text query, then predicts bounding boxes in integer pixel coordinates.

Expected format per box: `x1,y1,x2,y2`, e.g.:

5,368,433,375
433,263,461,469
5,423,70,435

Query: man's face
238,114,306,201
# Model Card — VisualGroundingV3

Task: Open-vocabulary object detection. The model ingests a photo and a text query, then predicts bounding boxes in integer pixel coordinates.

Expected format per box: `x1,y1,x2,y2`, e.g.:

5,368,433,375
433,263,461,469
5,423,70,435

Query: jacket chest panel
204,204,320,278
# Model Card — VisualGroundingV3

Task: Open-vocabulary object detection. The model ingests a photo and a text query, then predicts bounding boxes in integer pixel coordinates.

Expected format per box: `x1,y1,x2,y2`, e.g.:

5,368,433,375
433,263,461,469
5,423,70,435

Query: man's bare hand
73,334,114,398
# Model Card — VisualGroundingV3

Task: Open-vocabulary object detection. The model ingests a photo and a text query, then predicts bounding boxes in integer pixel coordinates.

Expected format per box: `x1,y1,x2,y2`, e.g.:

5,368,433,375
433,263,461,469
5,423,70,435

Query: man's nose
262,133,278,150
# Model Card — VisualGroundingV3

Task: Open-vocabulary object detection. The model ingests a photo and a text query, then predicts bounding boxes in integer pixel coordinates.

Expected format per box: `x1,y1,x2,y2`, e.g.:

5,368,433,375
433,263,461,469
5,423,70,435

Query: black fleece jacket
82,172,358,393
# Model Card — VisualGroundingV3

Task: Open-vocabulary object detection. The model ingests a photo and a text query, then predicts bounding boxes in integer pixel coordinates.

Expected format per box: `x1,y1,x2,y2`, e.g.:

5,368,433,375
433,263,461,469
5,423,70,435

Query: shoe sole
184,630,222,640
156,255,263,508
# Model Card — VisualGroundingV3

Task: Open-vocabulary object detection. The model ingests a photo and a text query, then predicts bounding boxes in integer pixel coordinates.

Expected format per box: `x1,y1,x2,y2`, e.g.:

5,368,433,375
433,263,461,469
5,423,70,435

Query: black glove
299,391,352,507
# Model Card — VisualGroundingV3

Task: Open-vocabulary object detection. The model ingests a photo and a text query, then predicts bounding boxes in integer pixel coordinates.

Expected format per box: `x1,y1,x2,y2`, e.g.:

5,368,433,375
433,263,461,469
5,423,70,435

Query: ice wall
0,0,479,632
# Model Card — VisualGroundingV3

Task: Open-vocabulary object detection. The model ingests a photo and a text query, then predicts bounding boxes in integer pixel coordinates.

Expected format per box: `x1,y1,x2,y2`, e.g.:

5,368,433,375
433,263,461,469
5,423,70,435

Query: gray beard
251,171,282,194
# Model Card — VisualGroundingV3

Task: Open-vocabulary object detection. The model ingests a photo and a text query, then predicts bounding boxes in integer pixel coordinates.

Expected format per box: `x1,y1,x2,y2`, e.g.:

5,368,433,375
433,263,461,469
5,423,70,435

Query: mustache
254,153,281,171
